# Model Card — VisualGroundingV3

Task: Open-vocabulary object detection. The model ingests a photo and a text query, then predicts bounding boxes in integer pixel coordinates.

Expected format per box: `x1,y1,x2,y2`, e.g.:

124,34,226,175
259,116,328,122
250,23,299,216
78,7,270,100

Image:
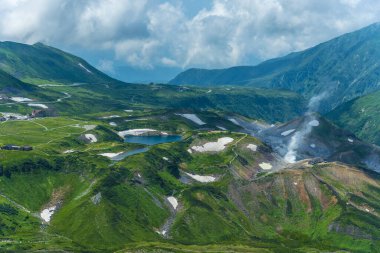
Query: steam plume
284,92,328,163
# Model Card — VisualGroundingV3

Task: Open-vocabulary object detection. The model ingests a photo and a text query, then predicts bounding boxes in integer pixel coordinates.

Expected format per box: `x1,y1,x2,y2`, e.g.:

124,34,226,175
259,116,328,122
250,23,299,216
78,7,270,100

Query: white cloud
0,0,379,69
97,59,115,74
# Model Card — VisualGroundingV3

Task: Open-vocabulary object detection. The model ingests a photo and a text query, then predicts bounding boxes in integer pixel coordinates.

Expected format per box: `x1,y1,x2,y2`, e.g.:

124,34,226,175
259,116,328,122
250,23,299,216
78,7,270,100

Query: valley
0,24,380,253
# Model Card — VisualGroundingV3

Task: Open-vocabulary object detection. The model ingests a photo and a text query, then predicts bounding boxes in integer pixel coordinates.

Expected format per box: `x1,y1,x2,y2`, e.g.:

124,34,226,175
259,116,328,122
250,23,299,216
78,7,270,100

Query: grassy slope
327,90,380,146
0,112,379,252
0,41,114,84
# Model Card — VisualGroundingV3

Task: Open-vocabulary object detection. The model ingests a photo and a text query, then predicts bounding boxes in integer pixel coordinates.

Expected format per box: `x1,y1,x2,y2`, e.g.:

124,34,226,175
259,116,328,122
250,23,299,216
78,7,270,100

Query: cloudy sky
1,0,379,82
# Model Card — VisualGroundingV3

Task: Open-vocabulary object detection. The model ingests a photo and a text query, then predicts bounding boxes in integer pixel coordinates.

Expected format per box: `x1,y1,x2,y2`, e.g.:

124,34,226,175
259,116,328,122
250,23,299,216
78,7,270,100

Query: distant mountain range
170,23,380,112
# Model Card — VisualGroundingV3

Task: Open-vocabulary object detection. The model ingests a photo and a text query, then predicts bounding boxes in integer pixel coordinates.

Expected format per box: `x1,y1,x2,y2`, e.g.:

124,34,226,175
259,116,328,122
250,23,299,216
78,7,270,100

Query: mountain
0,41,305,123
170,23,380,112
0,40,380,252
0,69,36,93
0,41,114,84
327,90,380,146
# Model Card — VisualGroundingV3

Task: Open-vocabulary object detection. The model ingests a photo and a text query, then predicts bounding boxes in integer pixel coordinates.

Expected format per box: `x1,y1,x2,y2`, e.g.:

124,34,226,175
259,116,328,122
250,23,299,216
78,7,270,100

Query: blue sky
0,0,379,83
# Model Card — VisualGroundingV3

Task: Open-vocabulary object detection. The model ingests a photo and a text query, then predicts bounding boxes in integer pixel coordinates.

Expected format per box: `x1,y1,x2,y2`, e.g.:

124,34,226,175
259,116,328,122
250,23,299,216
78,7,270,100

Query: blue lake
111,135,182,161
124,135,182,145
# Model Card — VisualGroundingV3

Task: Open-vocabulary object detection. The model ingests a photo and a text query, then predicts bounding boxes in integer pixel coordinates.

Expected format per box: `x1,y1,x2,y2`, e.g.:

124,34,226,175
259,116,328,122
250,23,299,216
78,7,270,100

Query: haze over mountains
170,23,380,112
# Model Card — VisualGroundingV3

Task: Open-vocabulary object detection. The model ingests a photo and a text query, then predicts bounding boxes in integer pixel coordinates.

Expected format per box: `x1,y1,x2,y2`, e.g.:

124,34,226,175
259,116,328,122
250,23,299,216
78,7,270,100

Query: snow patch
101,115,120,119
281,129,295,136
83,125,96,130
187,149,193,154
228,118,240,125
259,162,272,170
217,126,227,131
310,143,316,148
63,149,75,154
78,63,92,73
167,196,178,210
191,137,234,152
84,134,97,143
309,120,320,127
0,112,28,120
124,109,134,112
185,172,216,183
163,157,169,161
118,128,156,137
348,138,354,143
10,97,32,102
91,192,102,205
247,144,257,152
27,103,48,109
109,122,117,126
40,206,56,222
177,113,206,125
99,152,123,158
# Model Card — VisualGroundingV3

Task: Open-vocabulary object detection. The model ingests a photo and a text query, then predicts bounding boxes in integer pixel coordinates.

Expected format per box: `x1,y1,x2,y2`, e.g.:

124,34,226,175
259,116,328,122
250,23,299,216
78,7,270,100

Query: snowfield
10,97,32,102
27,103,48,109
84,134,97,143
191,137,234,152
99,152,123,158
259,162,273,170
247,144,257,152
118,128,156,137
167,196,178,210
281,129,295,136
185,172,216,183
40,206,56,222
177,113,206,125
309,120,320,127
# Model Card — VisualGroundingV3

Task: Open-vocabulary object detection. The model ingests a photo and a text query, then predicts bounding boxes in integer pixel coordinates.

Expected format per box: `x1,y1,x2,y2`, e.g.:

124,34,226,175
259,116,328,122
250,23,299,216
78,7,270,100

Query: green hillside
0,41,114,85
0,109,379,252
0,38,379,253
327,90,380,146
0,69,35,93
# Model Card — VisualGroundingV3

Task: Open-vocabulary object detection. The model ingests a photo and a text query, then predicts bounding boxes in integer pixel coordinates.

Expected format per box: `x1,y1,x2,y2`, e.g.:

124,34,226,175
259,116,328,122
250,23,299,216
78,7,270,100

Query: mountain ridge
0,41,116,85
170,22,380,112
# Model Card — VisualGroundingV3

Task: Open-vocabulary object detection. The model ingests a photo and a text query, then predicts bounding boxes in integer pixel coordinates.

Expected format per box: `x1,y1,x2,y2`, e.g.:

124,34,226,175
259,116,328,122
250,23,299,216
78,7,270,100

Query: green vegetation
0,39,379,253
327,90,380,145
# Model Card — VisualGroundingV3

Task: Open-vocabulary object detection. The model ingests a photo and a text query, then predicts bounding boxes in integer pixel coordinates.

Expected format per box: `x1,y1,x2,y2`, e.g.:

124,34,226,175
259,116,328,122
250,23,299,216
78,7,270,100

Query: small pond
111,135,182,161
124,135,182,145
